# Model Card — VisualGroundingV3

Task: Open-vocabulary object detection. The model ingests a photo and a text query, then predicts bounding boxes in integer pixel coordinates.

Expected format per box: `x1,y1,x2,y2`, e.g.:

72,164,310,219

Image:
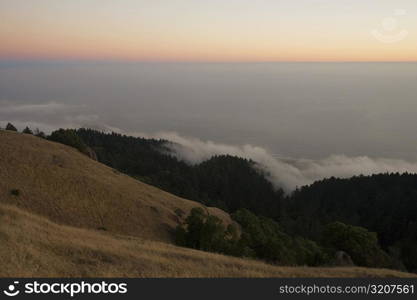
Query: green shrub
34,128,46,138
175,207,239,255
291,237,329,266
22,126,33,134
233,209,328,266
322,221,391,267
10,189,20,196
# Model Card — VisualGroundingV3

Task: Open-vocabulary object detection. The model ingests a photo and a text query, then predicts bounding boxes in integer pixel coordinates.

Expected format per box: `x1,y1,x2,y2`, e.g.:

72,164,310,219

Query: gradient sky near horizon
0,0,416,62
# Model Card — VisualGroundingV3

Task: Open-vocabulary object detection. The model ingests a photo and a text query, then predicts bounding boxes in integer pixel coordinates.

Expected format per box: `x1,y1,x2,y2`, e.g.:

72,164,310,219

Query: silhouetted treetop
5,123,17,131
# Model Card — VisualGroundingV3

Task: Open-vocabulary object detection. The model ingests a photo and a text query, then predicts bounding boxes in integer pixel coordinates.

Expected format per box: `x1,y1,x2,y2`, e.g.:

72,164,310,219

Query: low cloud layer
0,101,104,133
2,100,417,192
139,132,417,192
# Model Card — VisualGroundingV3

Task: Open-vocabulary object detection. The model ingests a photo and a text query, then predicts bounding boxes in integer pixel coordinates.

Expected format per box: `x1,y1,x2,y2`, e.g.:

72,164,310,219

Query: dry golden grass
0,130,415,278
1,203,415,278
0,130,232,243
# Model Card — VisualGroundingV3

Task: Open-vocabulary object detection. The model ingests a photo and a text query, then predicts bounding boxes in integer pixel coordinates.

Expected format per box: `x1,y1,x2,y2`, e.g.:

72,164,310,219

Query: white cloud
133,131,417,192
1,102,69,114
0,101,105,133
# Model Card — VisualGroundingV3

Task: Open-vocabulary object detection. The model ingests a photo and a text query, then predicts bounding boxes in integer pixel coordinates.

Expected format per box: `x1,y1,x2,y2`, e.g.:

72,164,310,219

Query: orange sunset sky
0,0,416,62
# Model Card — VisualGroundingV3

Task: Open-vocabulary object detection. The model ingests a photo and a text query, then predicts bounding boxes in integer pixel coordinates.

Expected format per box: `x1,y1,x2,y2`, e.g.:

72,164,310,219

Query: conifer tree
22,126,33,134
5,123,17,131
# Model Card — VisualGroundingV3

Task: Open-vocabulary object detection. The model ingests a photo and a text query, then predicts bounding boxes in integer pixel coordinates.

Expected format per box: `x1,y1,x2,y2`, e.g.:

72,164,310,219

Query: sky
1,0,416,62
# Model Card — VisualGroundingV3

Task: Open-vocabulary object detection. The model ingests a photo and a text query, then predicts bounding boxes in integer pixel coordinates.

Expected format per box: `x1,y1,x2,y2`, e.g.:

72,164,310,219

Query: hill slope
0,130,232,242
1,203,414,278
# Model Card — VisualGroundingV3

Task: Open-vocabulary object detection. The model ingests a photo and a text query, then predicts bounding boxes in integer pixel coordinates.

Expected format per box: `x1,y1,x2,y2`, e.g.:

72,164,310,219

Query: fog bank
147,132,417,192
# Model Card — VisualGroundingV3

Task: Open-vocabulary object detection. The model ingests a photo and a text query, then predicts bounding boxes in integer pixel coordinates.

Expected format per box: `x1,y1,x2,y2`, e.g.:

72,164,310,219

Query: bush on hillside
22,126,33,135
34,128,46,138
233,209,328,266
10,189,20,196
322,221,391,267
175,207,247,255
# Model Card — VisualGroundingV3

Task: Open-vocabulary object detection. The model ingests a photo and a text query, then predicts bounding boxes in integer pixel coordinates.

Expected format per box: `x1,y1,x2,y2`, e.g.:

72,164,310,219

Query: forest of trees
286,175,417,272
4,125,416,272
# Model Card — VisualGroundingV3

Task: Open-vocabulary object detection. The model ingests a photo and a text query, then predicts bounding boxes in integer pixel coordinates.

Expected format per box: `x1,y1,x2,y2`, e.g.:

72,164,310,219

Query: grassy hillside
0,130,232,242
0,130,415,277
1,203,414,278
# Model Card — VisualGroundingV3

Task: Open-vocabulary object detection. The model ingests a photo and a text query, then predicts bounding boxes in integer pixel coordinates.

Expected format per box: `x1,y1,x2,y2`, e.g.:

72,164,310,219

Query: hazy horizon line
1,58,417,65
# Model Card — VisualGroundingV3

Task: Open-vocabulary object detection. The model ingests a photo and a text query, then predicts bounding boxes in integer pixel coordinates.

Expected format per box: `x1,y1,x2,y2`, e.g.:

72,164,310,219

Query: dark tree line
286,174,417,272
